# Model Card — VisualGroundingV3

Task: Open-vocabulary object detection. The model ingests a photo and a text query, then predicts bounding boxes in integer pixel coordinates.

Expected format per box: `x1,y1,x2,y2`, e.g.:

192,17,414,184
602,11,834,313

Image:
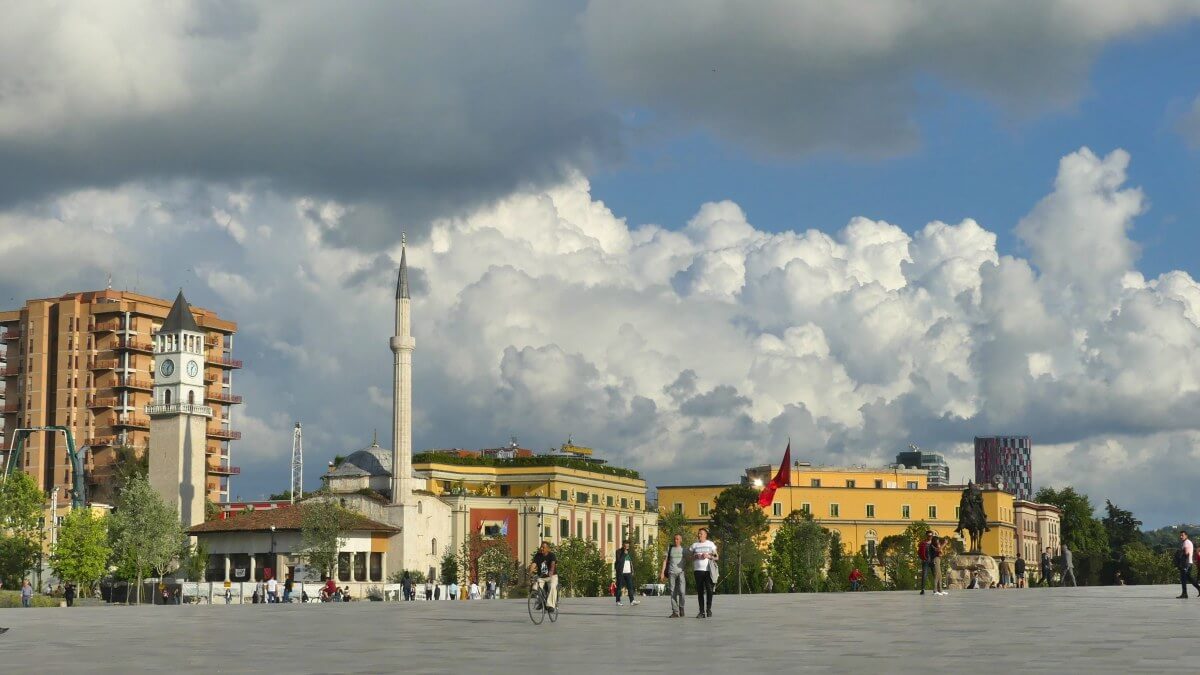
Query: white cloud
1,147,1198,524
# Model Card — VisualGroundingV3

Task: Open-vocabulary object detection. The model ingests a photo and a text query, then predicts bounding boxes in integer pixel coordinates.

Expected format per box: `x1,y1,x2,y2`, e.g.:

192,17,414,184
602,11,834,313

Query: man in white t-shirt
689,527,718,618
266,576,278,604
613,541,640,606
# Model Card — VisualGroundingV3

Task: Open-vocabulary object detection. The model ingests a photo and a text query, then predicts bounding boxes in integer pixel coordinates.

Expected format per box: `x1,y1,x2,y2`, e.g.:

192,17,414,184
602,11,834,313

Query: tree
766,510,830,593
50,509,111,590
1142,524,1200,551
877,521,928,591
630,541,662,589
108,476,185,604
1101,500,1142,584
656,508,694,550
299,499,353,579
825,530,850,592
454,533,510,587
476,543,517,595
439,548,458,584
708,484,769,594
1122,542,1176,585
177,539,208,582
0,471,44,588
1035,486,1110,585
553,537,609,597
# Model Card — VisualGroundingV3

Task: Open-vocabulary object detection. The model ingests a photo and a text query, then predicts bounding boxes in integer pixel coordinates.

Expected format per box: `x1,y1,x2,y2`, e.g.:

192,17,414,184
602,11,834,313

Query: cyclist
529,540,558,611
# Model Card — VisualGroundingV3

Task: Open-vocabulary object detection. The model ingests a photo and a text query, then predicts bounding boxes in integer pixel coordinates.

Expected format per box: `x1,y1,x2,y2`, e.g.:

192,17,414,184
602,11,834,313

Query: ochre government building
659,462,1061,560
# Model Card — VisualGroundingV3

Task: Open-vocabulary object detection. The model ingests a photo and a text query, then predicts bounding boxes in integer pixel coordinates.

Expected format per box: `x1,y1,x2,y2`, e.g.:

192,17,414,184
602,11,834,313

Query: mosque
193,242,657,588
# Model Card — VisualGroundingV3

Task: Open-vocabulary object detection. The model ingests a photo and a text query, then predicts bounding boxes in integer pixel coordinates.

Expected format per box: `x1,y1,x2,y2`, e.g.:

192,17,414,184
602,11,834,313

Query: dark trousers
1039,569,1053,587
1180,564,1200,596
615,573,635,602
693,570,714,614
919,561,933,591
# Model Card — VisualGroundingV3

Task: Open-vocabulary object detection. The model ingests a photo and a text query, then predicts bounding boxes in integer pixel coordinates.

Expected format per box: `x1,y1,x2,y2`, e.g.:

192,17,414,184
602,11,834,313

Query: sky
2,2,1199,527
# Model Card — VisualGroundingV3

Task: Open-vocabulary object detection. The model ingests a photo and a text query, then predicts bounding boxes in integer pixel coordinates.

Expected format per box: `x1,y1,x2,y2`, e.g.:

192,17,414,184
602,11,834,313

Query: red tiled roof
188,504,398,534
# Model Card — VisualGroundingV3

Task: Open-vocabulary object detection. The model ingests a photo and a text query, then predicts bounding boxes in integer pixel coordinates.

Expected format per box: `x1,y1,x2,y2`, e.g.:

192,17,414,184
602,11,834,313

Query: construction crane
2,426,87,509
290,422,303,504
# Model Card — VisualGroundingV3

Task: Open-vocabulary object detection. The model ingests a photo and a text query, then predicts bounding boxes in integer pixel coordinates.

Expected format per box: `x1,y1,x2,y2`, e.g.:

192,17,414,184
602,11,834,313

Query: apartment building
0,289,241,507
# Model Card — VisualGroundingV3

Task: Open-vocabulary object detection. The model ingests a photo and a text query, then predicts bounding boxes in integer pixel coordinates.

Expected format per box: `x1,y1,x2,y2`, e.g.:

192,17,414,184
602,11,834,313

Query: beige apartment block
0,289,241,508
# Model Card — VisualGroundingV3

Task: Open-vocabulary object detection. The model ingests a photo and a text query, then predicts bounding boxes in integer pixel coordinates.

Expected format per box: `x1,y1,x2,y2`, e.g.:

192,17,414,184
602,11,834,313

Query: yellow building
659,462,1018,559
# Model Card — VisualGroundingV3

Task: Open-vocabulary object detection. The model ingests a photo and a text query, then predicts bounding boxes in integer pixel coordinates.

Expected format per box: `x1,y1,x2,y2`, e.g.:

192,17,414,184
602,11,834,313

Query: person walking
267,576,278,604
998,556,1012,588
614,540,639,606
283,574,294,604
402,572,413,602
764,576,774,594
918,531,935,595
1060,543,1077,587
928,537,947,596
468,580,480,600
449,581,458,600
1014,553,1027,589
1176,531,1200,598
660,533,687,618
224,587,232,605
689,527,718,618
20,579,33,608
1039,547,1054,587
425,580,433,601
64,582,76,607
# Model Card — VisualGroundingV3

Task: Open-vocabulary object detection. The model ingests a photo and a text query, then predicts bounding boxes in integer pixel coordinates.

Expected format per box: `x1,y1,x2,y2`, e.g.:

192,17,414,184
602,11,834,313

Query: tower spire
390,236,415,505
397,234,410,300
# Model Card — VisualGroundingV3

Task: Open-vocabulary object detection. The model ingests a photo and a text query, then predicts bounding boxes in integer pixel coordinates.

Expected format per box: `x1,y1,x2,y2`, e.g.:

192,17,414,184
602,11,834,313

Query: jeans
693,570,714,614
283,589,292,603
616,573,635,602
667,570,686,614
1180,564,1200,596
920,561,934,592
21,595,31,608
267,591,277,603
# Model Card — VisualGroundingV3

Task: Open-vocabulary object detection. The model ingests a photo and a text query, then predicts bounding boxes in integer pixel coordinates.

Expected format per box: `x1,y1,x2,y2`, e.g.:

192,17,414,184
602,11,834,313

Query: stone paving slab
0,585,1194,674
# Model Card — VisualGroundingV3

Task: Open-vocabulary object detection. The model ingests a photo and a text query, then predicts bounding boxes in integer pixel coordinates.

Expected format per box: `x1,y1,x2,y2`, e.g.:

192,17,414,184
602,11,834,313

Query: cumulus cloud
1,147,1197,524
582,0,1200,156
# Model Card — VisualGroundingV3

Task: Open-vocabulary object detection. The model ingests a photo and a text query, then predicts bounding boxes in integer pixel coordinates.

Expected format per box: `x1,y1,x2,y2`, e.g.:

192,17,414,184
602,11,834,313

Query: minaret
390,236,415,504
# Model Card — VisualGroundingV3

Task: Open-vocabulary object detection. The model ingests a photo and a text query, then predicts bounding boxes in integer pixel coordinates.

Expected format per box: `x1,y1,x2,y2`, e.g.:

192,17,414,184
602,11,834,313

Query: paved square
0,585,1193,673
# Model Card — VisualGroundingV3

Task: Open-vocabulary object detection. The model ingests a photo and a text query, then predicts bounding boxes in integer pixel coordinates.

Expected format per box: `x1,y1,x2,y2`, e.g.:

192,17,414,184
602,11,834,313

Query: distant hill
1142,524,1200,550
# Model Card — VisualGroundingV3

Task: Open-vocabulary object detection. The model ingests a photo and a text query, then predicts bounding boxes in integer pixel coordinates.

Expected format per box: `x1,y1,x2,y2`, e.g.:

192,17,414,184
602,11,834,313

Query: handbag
709,560,719,585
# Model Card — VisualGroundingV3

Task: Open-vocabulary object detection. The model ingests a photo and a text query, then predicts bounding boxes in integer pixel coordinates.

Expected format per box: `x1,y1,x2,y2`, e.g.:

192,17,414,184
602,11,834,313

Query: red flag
757,442,792,508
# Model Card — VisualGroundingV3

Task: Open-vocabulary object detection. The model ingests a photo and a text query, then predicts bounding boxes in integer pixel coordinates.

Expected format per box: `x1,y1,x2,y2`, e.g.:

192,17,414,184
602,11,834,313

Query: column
224,555,231,583
249,556,256,583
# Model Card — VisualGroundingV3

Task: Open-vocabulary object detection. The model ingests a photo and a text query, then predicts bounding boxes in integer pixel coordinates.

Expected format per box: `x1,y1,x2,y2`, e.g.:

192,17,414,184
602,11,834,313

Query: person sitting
966,571,981,589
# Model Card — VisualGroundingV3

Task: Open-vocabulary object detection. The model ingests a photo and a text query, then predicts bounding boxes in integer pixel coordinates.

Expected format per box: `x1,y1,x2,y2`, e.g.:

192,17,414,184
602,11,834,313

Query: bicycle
527,578,560,625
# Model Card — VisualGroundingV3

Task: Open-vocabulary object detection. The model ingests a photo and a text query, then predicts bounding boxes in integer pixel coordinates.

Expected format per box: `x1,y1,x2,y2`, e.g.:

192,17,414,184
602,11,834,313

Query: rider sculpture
954,481,990,554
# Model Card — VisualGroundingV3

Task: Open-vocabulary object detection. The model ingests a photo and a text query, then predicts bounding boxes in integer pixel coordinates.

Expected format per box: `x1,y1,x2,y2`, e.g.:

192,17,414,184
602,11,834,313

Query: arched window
417,501,423,514
187,390,195,405
431,538,438,555
865,529,878,559
164,389,172,405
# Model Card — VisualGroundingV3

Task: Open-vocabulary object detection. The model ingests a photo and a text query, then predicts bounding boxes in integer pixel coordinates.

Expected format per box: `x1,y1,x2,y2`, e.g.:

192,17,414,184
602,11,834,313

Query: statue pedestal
945,553,999,589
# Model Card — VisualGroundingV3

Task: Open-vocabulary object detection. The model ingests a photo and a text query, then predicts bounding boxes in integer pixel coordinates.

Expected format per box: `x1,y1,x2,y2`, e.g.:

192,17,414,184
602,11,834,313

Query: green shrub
0,590,61,608
412,452,641,480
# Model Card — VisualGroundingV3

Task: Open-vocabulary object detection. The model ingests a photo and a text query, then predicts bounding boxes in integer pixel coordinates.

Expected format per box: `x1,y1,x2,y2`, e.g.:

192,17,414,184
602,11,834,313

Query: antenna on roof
105,273,112,290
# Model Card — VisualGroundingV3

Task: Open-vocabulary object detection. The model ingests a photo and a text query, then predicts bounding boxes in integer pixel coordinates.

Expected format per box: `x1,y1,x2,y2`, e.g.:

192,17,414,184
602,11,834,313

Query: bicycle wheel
527,588,545,625
547,594,559,623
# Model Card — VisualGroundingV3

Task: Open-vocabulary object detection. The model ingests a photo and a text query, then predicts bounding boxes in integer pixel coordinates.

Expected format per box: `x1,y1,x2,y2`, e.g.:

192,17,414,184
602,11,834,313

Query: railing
115,376,153,390
210,356,243,369
206,427,242,441
1,364,19,377
92,320,121,332
205,390,243,404
87,397,117,408
146,403,213,417
203,372,218,384
2,402,20,413
1,329,21,341
207,464,241,476
83,436,115,447
204,336,220,349
113,417,150,429
116,338,154,353
89,358,118,370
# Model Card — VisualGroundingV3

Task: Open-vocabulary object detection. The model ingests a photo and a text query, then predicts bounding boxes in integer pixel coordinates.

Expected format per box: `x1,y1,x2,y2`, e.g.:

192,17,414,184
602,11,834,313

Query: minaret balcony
210,356,243,369
206,427,242,441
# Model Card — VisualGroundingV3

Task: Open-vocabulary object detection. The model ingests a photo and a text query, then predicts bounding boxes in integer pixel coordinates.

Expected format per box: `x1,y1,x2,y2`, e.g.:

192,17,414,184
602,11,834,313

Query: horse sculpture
954,481,990,553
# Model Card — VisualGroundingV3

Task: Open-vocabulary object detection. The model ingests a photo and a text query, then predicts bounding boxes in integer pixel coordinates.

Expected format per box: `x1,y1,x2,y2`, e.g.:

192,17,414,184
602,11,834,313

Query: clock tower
147,291,212,527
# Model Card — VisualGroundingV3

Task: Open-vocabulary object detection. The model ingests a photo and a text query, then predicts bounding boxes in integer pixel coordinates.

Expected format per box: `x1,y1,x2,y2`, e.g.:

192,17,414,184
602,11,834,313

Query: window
560,519,570,539
544,525,551,538
431,538,438,555
874,479,883,489
929,506,937,519
621,498,629,509
354,552,367,581
369,553,383,581
607,496,615,507
338,552,352,581
811,479,821,487
866,504,875,518
907,481,919,490
801,503,811,516
845,480,856,488
902,505,911,519
576,491,588,504
673,503,683,515
955,506,961,519
576,520,583,538
865,530,878,559
592,493,599,505
607,522,613,541
699,502,710,516
829,503,840,517
592,522,598,540
772,503,782,517
560,490,569,501
635,499,641,510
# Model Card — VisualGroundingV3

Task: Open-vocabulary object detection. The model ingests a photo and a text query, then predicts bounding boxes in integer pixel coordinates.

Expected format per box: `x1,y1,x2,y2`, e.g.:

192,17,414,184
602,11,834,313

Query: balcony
206,427,242,441
210,355,243,369
89,358,118,370
207,463,241,476
2,364,19,377
83,436,115,447
3,402,20,413
114,376,153,391
113,417,150,430
1,329,21,342
92,320,121,333
205,389,243,405
204,336,220,349
146,403,213,418
87,397,117,409
115,338,154,353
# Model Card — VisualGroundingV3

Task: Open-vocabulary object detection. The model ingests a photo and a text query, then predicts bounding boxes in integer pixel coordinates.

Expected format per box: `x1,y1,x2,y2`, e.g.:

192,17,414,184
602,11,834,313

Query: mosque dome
328,441,393,478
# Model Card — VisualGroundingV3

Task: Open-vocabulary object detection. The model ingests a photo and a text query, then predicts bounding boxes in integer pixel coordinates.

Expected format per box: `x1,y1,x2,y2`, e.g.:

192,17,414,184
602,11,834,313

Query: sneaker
706,610,712,618
631,600,640,606
919,591,925,595
1178,594,1188,599
669,612,679,618
616,601,623,606
696,612,705,618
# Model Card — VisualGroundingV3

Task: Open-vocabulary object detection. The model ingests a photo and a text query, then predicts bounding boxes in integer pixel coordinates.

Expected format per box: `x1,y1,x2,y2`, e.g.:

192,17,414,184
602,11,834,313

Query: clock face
160,359,175,377
187,360,199,377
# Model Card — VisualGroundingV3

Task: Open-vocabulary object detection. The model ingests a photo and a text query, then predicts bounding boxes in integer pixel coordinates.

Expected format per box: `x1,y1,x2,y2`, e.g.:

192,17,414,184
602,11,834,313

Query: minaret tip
396,244,410,300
